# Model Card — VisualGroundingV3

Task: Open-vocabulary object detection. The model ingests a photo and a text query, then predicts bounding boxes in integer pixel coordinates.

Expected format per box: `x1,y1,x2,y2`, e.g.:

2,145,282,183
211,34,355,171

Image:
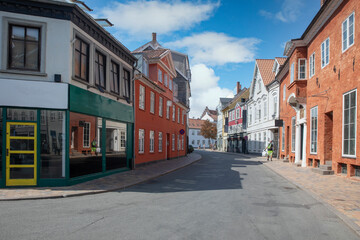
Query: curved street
0,151,358,240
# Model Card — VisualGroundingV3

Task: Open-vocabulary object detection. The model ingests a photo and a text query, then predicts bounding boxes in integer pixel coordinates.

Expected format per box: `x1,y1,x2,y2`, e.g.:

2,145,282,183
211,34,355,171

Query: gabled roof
188,119,206,129
223,88,249,110
275,57,287,66
143,49,168,59
220,98,232,105
256,59,276,86
200,106,218,122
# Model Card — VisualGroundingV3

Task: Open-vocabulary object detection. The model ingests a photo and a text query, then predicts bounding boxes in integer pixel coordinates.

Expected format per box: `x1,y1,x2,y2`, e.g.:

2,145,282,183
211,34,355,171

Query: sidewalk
0,153,201,201
263,158,360,236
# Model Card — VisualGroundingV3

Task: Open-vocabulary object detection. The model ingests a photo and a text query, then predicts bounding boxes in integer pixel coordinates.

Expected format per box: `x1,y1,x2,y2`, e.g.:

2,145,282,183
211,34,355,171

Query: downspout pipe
132,59,138,169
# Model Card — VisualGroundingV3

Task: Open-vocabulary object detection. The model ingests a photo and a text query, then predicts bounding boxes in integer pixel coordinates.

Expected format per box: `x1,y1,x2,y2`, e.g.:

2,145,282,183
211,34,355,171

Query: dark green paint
36,110,41,186
102,118,106,172
1,108,6,187
126,123,134,169
69,85,134,123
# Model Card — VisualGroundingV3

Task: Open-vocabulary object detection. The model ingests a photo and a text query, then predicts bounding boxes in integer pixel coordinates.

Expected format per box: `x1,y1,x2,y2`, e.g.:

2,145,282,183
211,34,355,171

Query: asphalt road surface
0,151,359,240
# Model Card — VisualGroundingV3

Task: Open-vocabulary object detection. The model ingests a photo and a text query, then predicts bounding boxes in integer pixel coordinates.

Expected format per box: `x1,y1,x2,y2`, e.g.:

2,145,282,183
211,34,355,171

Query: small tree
200,120,217,146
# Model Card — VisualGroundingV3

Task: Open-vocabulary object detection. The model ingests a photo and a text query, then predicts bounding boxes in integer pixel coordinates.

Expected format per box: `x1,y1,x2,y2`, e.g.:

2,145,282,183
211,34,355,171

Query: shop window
0,108,2,179
354,166,360,177
7,109,37,121
343,90,356,156
106,120,127,171
291,117,296,152
310,107,318,154
9,24,40,71
40,110,65,178
69,112,102,178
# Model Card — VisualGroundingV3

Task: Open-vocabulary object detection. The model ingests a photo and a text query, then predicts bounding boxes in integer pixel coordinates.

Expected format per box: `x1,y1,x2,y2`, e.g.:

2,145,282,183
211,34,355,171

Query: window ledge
0,69,47,77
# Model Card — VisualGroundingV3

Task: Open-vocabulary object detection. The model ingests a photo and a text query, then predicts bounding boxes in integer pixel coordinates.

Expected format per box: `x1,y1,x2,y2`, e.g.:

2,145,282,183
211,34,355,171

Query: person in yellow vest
266,140,274,161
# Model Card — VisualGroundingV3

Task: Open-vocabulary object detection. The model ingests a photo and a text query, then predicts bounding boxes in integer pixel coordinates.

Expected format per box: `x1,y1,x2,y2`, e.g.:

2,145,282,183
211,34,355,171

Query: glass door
6,122,37,186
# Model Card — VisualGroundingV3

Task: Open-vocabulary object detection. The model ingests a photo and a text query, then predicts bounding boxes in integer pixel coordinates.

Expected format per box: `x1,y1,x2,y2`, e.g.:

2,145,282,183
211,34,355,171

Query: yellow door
6,122,37,186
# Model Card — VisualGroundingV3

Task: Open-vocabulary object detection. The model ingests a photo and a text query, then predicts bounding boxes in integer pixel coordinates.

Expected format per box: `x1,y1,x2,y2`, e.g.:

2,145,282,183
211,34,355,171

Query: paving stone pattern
0,153,201,201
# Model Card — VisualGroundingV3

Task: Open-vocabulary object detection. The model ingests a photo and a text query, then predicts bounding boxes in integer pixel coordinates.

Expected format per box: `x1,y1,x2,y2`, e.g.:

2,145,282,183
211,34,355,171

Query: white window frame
166,101,170,119
309,52,315,78
139,129,144,153
263,100,267,120
342,12,355,53
172,134,175,151
283,85,286,101
181,135,184,150
139,85,145,110
158,69,162,83
120,131,126,148
298,58,307,79
150,91,155,114
169,79,172,91
159,96,163,117
83,122,90,148
236,108,240,119
290,62,294,84
164,74,168,87
291,117,296,152
310,106,318,154
149,130,154,153
159,132,163,152
177,135,180,150
282,126,285,152
321,38,330,68
342,89,357,157
172,105,175,121
177,107,180,123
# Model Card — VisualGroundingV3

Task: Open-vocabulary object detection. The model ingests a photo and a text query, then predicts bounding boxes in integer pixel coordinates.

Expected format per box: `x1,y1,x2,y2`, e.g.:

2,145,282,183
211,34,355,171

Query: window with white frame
139,129,144,153
181,136,184,150
273,95,277,118
159,132,163,152
172,134,175,151
310,107,318,154
120,131,126,148
343,90,356,156
263,101,267,120
177,135,180,150
309,52,315,78
139,85,145,110
249,107,252,124
149,130,154,152
291,117,296,152
177,108,180,123
282,126,285,151
159,96,163,117
283,85,286,101
172,105,175,121
182,111,185,124
169,79,172,91
342,13,354,52
150,91,155,114
166,102,170,119
83,122,90,147
258,107,261,122
321,38,330,68
158,69,162,83
298,59,306,79
236,108,240,119
290,62,294,83
164,74,168,87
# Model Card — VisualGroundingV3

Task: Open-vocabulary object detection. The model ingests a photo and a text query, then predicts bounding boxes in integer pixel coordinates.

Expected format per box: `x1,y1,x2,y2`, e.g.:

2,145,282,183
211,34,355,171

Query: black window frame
8,24,41,71
123,68,131,99
74,36,89,82
94,50,106,89
110,60,120,94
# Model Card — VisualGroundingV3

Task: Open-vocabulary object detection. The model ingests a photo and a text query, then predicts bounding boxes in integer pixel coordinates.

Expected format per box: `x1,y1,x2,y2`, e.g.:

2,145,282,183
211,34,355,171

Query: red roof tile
256,59,276,86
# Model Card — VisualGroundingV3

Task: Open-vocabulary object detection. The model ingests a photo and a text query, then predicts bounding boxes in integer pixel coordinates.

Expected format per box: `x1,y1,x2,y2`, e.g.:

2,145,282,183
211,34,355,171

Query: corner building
0,0,136,187
279,0,360,177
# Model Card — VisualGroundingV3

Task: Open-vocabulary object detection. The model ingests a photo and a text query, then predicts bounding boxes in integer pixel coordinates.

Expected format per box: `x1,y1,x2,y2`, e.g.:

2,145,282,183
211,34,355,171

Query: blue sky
84,0,321,117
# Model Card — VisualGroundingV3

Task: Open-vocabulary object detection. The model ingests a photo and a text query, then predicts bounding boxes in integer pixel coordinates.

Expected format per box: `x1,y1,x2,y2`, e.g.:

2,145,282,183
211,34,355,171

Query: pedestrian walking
265,140,274,161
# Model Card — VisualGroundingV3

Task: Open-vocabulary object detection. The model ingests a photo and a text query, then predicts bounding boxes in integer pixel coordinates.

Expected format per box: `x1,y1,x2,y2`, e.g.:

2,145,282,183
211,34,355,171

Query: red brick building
133,49,188,165
279,0,360,177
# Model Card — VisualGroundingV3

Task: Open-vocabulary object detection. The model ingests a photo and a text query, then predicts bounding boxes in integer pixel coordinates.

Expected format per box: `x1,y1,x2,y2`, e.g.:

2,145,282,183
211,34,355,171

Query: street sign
179,129,185,135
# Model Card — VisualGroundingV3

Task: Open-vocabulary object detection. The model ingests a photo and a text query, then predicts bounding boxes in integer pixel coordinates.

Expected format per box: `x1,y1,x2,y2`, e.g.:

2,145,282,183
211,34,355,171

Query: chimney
152,32,157,43
236,82,241,94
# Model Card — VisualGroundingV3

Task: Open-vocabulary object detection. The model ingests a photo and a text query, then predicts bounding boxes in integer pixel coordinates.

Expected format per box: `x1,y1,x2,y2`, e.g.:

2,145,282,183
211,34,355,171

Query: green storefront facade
0,85,134,188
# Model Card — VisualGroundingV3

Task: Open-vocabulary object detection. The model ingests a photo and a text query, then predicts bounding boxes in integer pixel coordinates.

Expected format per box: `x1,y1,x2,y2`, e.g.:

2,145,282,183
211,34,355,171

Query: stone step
325,160,332,165
283,159,289,163
311,168,334,175
319,165,332,170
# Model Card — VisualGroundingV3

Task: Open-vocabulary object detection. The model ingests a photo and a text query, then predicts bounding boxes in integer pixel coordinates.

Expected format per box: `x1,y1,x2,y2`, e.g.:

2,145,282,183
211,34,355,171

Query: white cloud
98,1,219,38
259,0,303,23
166,32,260,66
189,64,233,118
